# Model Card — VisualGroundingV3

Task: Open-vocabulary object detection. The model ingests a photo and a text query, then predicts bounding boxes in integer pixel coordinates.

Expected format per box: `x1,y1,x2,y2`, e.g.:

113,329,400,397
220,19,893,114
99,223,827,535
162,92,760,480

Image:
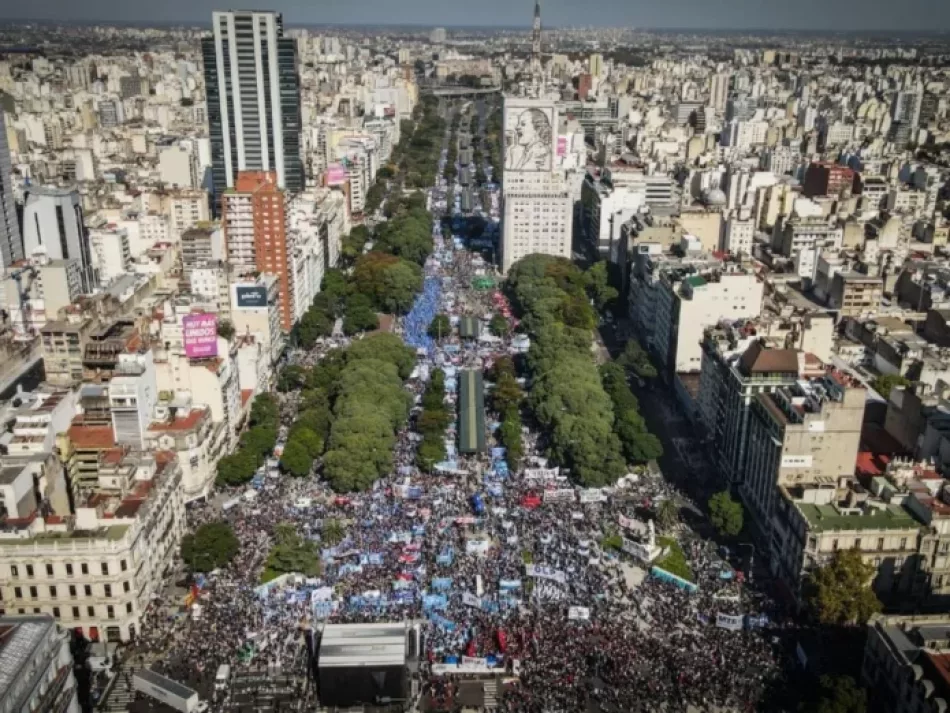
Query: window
120,560,127,572
53,607,60,619
104,585,112,598
72,606,80,619
14,587,22,599
832,539,839,551
854,539,862,550
126,602,133,614
84,585,91,597
29,586,37,599
49,586,57,599
10,565,18,578
25,564,33,578
878,538,884,551
45,564,53,577
81,564,88,575
900,538,908,550
69,586,77,598
66,564,73,576
101,563,109,576
106,605,115,620
87,606,95,617
123,582,130,593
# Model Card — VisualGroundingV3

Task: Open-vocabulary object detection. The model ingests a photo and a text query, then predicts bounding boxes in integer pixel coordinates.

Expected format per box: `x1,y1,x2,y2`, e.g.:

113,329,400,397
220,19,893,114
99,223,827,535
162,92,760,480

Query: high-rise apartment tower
202,10,303,208
0,110,22,268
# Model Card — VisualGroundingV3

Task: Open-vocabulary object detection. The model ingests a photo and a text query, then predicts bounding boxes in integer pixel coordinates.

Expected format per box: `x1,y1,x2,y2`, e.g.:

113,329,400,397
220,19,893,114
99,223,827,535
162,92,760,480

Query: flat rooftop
798,502,919,532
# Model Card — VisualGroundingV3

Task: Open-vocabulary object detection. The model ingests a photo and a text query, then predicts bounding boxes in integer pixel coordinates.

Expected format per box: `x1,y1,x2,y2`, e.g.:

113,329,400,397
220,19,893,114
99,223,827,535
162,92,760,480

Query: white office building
21,186,95,292
501,98,574,273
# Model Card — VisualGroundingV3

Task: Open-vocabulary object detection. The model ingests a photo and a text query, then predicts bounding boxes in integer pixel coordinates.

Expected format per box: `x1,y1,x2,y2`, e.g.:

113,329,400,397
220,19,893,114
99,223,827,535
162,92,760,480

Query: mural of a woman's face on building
515,110,536,146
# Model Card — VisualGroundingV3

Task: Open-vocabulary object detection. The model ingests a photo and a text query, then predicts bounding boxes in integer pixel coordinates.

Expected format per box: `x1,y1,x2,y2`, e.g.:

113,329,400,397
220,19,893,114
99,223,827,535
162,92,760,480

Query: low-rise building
0,451,185,643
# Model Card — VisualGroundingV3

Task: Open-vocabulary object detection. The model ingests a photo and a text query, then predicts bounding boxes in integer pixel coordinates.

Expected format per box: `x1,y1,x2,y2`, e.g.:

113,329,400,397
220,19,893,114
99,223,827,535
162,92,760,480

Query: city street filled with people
127,99,785,713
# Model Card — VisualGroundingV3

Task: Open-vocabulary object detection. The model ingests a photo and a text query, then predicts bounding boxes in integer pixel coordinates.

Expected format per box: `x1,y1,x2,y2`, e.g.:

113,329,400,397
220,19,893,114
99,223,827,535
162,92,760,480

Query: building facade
202,10,303,204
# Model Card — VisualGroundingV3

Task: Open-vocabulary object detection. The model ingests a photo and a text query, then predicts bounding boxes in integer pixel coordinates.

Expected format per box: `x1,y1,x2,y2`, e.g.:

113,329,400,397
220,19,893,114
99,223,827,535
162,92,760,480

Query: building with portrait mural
500,97,574,272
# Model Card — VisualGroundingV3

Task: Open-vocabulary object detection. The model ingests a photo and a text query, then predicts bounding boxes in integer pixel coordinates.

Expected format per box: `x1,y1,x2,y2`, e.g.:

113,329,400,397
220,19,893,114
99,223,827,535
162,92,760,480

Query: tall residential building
743,374,866,540
0,110,22,268
627,250,764,377
21,186,95,293
222,171,294,330
501,98,573,272
202,10,303,206
698,328,802,487
708,72,730,112
0,615,80,713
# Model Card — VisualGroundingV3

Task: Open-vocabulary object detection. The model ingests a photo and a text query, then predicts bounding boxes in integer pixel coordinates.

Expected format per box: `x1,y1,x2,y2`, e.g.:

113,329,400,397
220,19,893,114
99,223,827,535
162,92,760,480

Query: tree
280,440,313,478
290,426,324,459
806,675,868,713
708,491,744,538
618,339,658,379
586,261,619,311
181,522,239,572
278,365,307,393
492,372,523,417
656,499,679,531
342,293,379,335
498,414,523,464
351,252,423,315
250,393,279,428
805,548,882,626
217,320,236,341
428,314,452,340
216,451,258,487
488,313,510,337
871,373,910,399
321,519,346,546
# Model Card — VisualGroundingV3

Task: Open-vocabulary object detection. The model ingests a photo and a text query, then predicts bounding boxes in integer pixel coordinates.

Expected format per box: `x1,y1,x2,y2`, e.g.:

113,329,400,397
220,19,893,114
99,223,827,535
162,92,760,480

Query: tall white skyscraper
708,72,730,113
201,10,303,204
0,110,22,268
501,97,573,272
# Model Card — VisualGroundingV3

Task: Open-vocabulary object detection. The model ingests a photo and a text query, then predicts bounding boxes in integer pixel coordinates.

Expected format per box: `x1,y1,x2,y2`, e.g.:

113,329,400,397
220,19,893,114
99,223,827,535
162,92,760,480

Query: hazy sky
2,0,949,31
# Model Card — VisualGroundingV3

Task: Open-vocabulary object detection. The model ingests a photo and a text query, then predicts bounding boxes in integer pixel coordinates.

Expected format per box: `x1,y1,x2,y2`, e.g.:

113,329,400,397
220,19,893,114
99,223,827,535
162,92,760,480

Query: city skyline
1,0,950,31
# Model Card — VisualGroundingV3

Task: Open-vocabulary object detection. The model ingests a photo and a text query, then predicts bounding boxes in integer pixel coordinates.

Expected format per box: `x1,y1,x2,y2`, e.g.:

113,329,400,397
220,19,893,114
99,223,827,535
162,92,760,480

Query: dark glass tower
202,10,303,211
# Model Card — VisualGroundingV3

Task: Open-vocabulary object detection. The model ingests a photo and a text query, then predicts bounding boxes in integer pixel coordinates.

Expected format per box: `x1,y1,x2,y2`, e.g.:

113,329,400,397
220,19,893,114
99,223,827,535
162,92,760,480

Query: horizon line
0,17,948,34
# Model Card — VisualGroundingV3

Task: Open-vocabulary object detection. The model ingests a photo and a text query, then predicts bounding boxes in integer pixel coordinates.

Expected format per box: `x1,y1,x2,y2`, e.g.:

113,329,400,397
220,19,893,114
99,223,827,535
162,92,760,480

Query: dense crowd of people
130,103,784,713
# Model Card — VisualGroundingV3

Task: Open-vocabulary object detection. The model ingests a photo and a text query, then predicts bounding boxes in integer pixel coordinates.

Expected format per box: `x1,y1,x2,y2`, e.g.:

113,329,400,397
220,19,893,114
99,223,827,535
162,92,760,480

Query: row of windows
6,581,130,600
0,602,133,620
10,560,127,578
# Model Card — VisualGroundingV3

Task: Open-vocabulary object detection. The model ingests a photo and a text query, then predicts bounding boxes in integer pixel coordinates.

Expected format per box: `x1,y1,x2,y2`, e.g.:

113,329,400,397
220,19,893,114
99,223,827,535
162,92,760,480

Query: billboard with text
183,313,218,359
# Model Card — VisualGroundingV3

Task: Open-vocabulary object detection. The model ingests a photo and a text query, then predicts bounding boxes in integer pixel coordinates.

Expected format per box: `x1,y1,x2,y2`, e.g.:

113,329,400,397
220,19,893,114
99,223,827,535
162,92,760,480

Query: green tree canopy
805,548,883,626
181,522,239,572
807,675,868,713
871,373,911,399
351,252,424,315
280,440,313,478
428,314,452,340
708,491,744,538
618,339,658,379
342,293,379,335
488,313,510,337
217,320,236,341
277,365,307,393
346,332,416,379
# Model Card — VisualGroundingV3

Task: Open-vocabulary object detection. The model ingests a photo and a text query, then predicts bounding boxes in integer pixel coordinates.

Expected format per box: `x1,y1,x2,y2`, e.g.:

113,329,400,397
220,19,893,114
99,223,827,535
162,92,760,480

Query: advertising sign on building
234,285,269,309
326,163,348,186
182,313,218,359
